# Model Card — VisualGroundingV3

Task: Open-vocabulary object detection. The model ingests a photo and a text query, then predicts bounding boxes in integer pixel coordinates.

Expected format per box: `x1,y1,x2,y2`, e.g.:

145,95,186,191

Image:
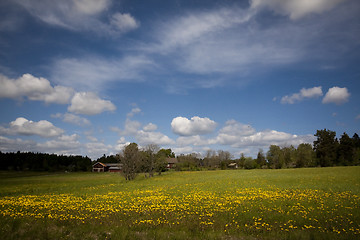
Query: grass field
0,167,359,239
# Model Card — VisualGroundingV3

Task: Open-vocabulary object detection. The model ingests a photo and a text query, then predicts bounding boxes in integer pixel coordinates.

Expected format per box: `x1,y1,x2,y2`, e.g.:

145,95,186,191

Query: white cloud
136,130,175,146
143,123,157,132
322,86,350,105
13,0,139,35
176,135,209,147
0,117,64,137
68,92,116,115
232,130,301,147
51,55,155,91
205,120,315,151
213,120,256,145
0,73,74,104
115,137,131,152
0,136,37,152
157,8,254,51
111,108,174,146
171,116,217,136
52,113,91,126
250,0,348,20
110,12,139,32
150,6,305,78
41,86,75,104
172,146,195,156
127,107,141,118
37,134,81,155
84,141,113,158
281,86,323,104
111,119,142,136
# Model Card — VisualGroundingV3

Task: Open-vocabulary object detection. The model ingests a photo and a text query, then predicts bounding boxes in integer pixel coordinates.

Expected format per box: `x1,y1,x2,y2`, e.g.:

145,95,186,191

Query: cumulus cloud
68,92,116,115
202,120,315,151
322,86,350,105
171,116,217,136
111,119,142,136
136,130,174,146
281,86,323,104
111,109,174,146
0,117,64,137
143,123,157,132
127,107,141,118
13,0,139,35
176,135,209,147
115,137,131,152
84,141,113,158
213,120,256,145
250,0,348,20
0,73,74,104
52,113,91,126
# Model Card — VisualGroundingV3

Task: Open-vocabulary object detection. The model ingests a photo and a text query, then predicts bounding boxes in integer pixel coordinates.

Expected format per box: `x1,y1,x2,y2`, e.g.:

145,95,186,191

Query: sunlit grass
0,167,359,239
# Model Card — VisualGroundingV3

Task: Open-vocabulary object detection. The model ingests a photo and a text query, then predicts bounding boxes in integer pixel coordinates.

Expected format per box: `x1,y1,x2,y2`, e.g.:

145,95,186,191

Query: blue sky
0,0,359,159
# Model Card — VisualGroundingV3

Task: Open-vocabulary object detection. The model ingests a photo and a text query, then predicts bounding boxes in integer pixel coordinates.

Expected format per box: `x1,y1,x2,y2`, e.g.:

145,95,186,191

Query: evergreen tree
338,132,354,165
313,129,338,167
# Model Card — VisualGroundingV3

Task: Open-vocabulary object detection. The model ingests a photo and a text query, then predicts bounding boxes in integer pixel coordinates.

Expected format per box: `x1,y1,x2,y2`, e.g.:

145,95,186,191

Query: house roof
104,163,121,167
166,158,178,164
92,162,121,168
93,162,106,167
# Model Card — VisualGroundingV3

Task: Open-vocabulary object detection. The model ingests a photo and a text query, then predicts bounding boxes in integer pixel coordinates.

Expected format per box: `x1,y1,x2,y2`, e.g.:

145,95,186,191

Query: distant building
166,158,178,169
92,162,122,172
228,162,238,169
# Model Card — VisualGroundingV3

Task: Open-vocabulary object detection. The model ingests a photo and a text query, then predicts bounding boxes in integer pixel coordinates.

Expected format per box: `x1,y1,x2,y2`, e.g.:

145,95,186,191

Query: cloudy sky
0,0,359,159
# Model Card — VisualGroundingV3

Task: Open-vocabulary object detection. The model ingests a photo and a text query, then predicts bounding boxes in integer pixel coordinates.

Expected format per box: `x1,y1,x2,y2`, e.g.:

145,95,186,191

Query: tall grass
0,167,359,239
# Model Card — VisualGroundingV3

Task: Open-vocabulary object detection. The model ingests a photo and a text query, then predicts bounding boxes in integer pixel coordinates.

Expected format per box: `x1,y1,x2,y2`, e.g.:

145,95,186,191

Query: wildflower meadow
0,167,359,239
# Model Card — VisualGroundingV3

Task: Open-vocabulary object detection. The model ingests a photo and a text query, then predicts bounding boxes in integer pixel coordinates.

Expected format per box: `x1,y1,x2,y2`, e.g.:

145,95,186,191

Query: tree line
175,129,360,170
114,129,359,180
1,129,358,175
0,151,92,172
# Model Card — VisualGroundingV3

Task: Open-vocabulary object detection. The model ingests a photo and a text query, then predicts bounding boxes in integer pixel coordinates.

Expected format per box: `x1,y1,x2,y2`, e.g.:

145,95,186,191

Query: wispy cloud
250,0,349,20
12,0,139,35
51,55,155,91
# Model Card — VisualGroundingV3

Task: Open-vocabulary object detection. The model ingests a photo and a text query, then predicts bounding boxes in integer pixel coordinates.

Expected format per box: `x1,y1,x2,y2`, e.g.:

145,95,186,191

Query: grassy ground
0,167,359,239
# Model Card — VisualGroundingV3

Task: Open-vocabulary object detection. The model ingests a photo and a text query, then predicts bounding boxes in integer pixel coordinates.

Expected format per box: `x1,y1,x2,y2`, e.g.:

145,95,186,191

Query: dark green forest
0,151,91,172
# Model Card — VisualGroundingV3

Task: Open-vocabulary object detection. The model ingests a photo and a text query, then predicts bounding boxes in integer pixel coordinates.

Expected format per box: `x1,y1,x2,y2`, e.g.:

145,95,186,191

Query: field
0,167,359,239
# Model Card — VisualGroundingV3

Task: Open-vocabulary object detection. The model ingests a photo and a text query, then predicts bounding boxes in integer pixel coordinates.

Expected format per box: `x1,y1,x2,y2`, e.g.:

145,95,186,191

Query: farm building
166,158,178,169
92,162,122,172
228,162,238,169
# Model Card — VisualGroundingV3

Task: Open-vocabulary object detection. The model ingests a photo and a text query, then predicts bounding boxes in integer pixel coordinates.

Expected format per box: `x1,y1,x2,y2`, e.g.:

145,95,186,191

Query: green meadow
0,167,359,239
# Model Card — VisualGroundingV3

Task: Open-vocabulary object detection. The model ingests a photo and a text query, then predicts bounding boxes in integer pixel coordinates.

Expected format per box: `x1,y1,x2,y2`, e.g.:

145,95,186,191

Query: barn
92,162,122,172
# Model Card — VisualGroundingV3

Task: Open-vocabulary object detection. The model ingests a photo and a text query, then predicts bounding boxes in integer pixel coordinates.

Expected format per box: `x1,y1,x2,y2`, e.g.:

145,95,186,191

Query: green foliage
338,132,355,165
119,143,140,180
295,143,316,168
243,157,256,169
314,129,338,167
0,151,91,172
256,149,266,168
